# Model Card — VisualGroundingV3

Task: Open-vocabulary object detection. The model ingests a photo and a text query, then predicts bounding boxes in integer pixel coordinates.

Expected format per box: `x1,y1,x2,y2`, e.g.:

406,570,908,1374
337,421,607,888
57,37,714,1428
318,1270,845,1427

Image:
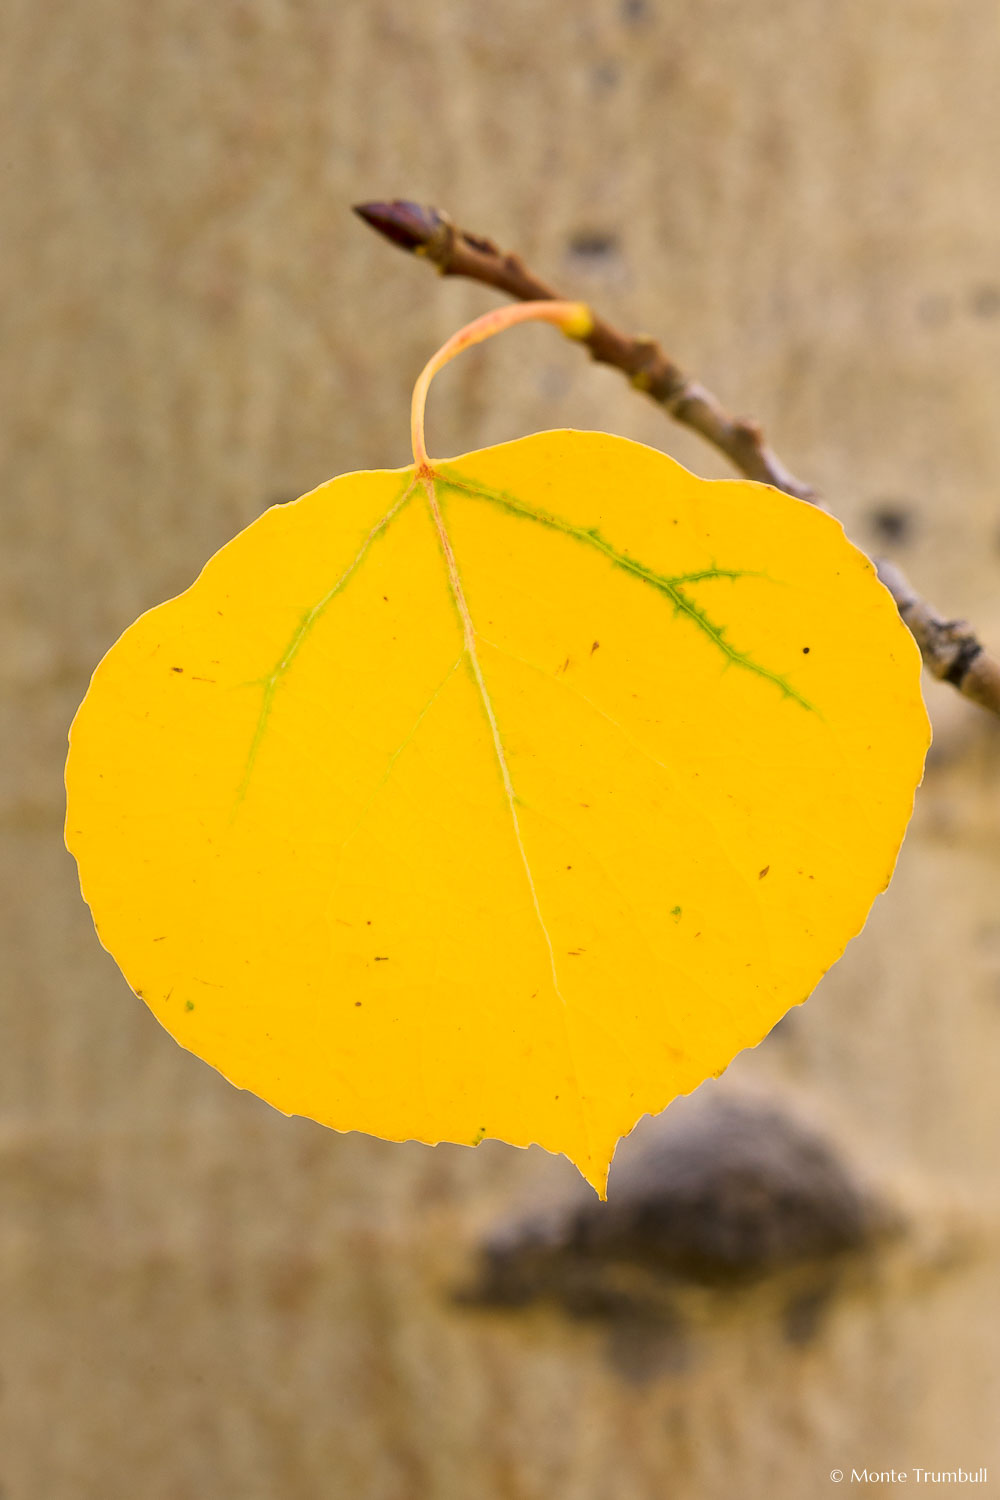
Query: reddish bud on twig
353,200,445,255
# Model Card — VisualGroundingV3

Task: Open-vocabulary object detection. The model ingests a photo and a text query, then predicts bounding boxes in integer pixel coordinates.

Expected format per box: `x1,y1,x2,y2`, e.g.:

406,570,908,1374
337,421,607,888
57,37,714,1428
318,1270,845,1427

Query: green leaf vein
436,470,812,711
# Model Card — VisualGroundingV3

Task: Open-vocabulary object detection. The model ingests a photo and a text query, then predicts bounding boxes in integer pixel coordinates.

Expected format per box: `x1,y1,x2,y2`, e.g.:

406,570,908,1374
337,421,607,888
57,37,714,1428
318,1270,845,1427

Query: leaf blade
66,432,930,1195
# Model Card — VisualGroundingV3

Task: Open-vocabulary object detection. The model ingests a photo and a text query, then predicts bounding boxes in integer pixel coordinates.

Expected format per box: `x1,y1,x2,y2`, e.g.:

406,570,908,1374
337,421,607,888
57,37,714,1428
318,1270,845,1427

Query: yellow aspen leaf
65,304,929,1196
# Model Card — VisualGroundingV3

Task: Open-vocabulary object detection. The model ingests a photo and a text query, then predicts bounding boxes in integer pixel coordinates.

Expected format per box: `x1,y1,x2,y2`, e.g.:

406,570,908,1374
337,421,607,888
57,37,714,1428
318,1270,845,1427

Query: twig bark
354,200,1000,718
875,561,1000,715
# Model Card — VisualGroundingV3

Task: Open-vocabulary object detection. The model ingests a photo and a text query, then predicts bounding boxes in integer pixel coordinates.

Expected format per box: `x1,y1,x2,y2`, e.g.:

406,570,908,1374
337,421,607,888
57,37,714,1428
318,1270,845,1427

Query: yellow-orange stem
410,300,593,472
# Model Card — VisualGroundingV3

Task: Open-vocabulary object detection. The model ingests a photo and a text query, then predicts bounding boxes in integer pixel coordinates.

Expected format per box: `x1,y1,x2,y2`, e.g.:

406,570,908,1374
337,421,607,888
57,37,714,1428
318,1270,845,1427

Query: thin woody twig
354,199,1000,718
875,561,1000,715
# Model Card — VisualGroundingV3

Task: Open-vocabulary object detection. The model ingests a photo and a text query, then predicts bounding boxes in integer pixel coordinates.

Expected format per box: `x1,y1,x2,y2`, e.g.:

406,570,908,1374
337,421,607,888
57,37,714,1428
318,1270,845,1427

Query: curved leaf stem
410,300,593,473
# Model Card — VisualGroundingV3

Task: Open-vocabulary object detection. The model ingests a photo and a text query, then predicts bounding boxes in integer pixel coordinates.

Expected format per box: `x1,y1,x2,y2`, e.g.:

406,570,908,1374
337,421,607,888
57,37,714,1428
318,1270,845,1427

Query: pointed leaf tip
578,1155,611,1200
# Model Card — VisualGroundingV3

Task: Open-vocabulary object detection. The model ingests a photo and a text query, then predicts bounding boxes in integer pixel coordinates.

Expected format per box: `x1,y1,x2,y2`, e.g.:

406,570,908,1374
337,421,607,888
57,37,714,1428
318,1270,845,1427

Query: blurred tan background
3,2,1000,1496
